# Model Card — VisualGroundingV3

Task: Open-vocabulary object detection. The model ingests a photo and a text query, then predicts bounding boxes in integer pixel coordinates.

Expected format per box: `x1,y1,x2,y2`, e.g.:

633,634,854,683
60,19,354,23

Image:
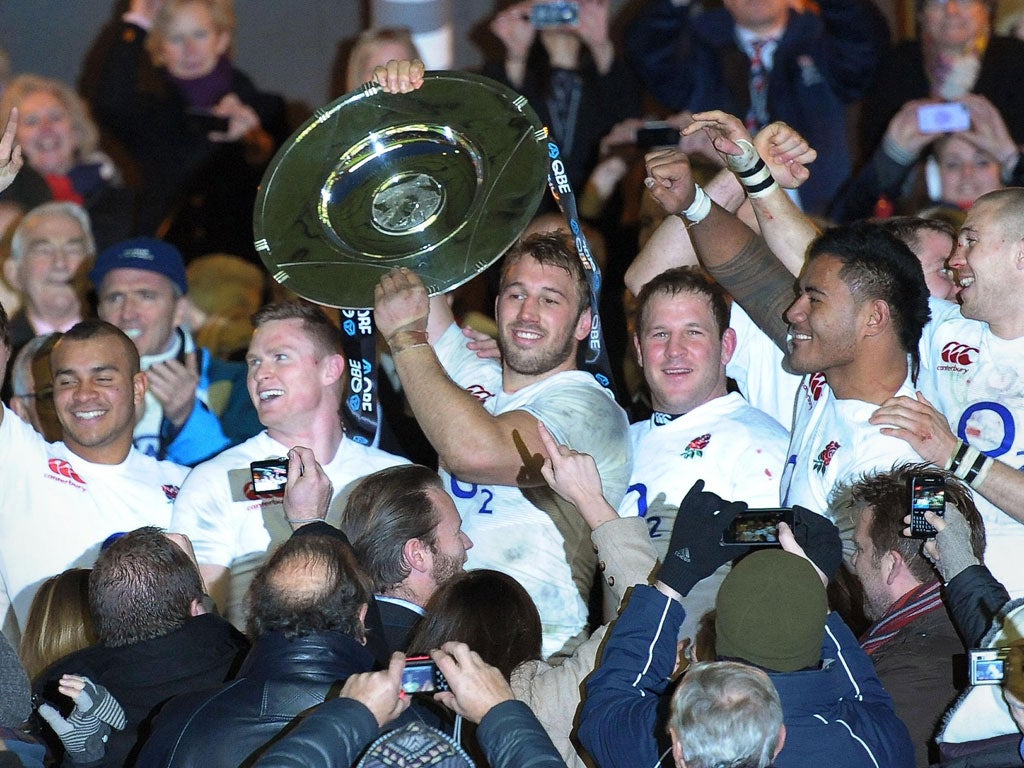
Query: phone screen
908,476,945,539
721,509,791,546
916,103,970,134
531,1,580,28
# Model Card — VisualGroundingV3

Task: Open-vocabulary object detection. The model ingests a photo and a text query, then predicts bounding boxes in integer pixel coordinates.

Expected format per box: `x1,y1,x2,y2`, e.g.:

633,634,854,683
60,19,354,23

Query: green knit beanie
715,550,827,673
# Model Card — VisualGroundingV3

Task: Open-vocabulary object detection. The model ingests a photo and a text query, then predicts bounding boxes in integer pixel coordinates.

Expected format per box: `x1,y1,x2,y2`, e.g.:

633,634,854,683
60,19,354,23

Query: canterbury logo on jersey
47,458,86,487
652,411,681,426
242,480,283,503
939,341,979,368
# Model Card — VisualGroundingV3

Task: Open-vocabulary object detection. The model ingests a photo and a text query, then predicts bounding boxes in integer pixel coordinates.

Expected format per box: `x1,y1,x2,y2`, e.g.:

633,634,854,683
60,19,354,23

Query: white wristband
679,184,712,225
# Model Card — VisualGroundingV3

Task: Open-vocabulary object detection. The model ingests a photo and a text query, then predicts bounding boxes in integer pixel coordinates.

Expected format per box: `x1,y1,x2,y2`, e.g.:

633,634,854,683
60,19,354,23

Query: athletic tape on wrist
681,184,712,225
724,139,761,173
727,139,778,197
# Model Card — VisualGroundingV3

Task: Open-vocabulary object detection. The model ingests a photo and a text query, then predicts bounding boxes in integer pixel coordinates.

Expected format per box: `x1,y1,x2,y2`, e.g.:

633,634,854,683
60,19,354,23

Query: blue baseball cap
90,237,188,295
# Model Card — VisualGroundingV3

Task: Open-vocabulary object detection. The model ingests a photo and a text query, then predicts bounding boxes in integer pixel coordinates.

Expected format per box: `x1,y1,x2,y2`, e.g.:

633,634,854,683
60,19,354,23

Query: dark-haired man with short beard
340,464,473,656
834,465,985,765
137,534,377,768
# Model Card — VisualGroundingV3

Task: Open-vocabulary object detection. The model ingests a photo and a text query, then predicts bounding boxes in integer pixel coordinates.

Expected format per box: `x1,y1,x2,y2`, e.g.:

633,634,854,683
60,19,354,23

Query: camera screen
969,649,1008,685
251,462,287,494
974,657,1005,683
401,663,437,693
727,511,783,544
531,1,579,27
916,103,970,134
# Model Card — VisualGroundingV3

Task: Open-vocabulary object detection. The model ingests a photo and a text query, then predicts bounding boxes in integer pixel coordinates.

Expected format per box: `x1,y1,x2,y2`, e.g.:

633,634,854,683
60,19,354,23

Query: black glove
657,480,748,596
791,505,842,581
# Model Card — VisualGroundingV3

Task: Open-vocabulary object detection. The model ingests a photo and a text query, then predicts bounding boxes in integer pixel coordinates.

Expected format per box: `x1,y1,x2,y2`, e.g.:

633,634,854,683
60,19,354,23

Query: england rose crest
812,440,840,474
681,433,711,459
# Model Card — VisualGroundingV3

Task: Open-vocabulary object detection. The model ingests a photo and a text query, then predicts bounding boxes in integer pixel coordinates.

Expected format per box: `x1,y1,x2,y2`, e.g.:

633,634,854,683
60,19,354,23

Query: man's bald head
245,535,372,642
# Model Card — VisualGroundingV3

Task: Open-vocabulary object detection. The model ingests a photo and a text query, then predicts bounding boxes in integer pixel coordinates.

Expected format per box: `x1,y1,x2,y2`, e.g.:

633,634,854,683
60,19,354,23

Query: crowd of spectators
3,0,1024,766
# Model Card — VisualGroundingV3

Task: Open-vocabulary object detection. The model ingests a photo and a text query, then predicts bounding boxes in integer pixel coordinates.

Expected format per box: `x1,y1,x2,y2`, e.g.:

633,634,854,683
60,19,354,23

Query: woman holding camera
91,0,288,263
858,0,1024,173
486,0,640,193
834,91,1019,222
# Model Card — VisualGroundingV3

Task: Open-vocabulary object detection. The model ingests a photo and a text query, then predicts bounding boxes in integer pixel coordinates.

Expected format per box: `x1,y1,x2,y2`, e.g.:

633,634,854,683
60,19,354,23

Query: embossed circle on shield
253,72,550,309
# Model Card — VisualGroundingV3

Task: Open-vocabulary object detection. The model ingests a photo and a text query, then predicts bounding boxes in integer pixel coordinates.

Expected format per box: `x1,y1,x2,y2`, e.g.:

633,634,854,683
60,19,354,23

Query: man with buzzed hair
138,534,378,768
340,464,473,654
872,187,1024,598
0,319,187,637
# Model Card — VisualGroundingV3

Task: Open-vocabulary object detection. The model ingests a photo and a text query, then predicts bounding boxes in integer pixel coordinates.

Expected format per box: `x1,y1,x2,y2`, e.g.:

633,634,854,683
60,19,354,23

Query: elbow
624,262,646,297
443,452,499,483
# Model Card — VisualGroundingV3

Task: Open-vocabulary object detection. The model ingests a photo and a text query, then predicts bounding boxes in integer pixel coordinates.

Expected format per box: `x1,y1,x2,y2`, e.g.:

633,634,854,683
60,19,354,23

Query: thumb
387,652,406,686
37,703,71,735
185,350,199,376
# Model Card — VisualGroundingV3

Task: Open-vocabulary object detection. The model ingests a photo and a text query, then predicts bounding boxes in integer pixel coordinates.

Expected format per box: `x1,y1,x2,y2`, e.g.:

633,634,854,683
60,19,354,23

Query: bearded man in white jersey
374,230,631,658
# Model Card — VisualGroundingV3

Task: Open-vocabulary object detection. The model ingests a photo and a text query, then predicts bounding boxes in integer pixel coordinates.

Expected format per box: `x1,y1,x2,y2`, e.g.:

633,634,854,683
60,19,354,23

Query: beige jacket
510,516,657,768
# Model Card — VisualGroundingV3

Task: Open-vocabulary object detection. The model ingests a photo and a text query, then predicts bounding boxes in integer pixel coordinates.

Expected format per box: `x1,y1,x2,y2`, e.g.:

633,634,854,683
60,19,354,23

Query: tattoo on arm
709,235,795,352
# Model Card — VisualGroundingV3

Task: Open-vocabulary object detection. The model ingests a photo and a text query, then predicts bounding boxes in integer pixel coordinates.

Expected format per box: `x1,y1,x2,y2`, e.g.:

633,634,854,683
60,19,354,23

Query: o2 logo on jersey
623,483,663,539
449,476,494,515
48,458,85,485
941,342,979,367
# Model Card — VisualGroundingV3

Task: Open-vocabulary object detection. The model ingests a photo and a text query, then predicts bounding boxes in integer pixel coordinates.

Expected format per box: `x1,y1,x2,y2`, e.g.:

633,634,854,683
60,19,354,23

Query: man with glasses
2,201,92,397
